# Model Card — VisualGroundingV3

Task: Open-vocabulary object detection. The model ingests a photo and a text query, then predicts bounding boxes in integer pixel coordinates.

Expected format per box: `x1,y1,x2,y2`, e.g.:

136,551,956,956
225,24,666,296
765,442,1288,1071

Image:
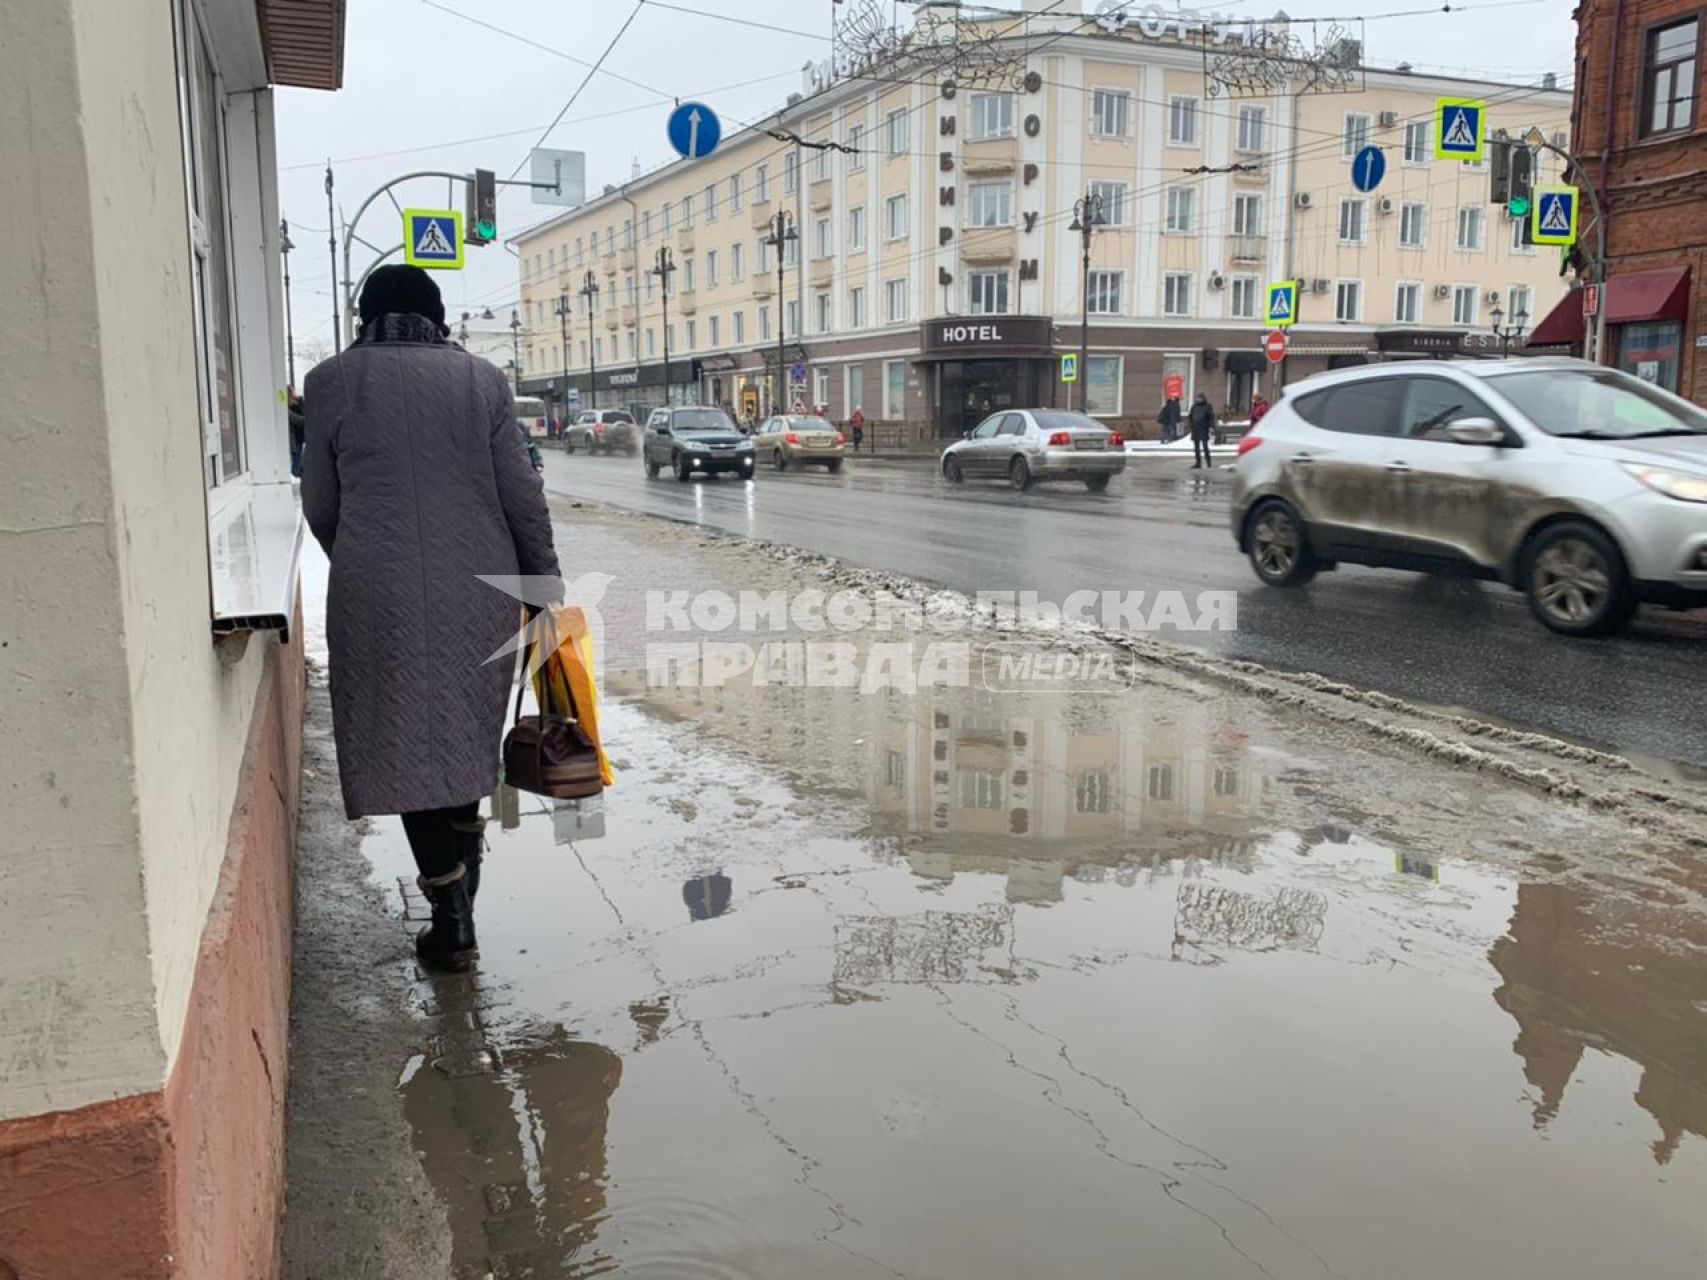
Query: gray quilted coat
302,330,561,818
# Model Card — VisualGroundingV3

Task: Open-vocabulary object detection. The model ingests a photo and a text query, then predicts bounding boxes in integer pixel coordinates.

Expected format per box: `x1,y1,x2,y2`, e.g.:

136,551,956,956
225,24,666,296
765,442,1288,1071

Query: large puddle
369,670,1707,1279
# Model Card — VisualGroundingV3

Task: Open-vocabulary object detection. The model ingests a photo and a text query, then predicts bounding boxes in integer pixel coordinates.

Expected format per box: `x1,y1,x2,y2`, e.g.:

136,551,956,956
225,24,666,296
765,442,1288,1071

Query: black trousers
1192,434,1212,467
401,802,480,879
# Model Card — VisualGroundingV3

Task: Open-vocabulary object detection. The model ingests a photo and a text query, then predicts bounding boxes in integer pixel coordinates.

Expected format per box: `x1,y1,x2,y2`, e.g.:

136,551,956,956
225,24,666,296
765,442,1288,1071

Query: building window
1403,120,1429,164
1457,205,1485,250
846,364,864,415
682,256,696,291
1230,275,1258,319
887,107,909,155
685,319,696,350
848,205,867,252
1075,769,1112,814
625,276,638,306
959,767,1003,810
884,359,906,417
731,242,745,281
759,307,771,341
814,367,830,409
1088,180,1128,226
730,172,743,212
814,139,831,183
661,202,672,235
627,331,638,360
1087,269,1123,314
1163,272,1193,317
1644,20,1698,136
706,250,719,288
1168,95,1199,145
967,181,1013,228
785,235,800,267
733,311,745,345
1335,280,1363,322
816,291,832,333
1165,186,1195,233
968,269,1010,315
1338,198,1366,244
646,328,656,356
969,91,1015,139
623,219,633,249
1508,284,1533,325
755,163,769,202
886,192,908,240
1511,214,1536,253
1400,201,1427,248
1343,112,1371,157
1452,284,1477,326
705,183,719,221
1085,355,1122,416
1091,88,1131,138
848,123,866,170
886,278,907,322
850,286,867,328
787,299,801,336
641,211,652,242
1395,281,1420,324
681,194,694,228
785,150,799,193
1148,763,1176,801
1236,104,1266,153
1233,192,1263,236
815,216,833,259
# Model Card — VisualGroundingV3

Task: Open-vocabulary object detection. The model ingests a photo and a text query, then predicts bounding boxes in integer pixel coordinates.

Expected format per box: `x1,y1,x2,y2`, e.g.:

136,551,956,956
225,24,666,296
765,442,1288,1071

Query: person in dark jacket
1157,396,1182,443
1188,393,1216,469
288,393,306,477
302,264,563,972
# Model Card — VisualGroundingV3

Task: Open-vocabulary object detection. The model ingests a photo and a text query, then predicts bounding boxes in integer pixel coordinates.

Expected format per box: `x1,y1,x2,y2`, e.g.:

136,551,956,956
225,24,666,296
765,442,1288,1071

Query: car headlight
1623,462,1707,503
737,440,754,451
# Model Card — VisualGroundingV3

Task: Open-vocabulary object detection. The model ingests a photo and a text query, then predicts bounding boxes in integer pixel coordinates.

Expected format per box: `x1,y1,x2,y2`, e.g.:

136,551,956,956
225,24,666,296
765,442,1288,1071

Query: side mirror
1446,416,1505,446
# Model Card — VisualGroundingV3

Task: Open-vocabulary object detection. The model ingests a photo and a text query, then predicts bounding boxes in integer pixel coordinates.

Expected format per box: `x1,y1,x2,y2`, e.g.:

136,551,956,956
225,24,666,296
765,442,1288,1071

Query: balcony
603,306,618,331
809,178,834,212
810,257,835,289
749,274,775,301
621,304,638,328
749,197,775,231
1228,235,1266,262
961,227,1016,263
676,224,695,252
962,135,1018,175
677,288,698,315
602,255,618,277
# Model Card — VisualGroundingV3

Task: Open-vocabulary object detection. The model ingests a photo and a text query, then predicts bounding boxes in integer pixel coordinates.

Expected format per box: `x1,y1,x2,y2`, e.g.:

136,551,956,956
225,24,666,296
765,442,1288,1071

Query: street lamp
280,218,297,389
580,271,602,410
1067,191,1106,413
509,308,522,388
555,292,573,428
652,247,677,407
1489,303,1530,354
762,210,799,416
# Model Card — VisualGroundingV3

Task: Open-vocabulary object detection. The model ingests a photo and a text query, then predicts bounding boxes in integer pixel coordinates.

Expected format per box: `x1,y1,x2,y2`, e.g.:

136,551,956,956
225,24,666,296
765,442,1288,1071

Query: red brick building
1531,0,1707,399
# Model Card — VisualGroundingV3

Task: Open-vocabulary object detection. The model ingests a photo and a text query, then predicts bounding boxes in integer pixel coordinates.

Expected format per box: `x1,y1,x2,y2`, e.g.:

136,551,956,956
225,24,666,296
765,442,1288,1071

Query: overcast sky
273,0,1579,362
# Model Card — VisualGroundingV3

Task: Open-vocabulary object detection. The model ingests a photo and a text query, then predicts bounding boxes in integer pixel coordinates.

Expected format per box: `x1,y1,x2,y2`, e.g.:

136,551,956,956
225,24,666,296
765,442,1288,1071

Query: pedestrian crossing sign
1060,352,1079,383
402,208,465,270
1531,186,1580,246
1434,97,1486,162
1265,280,1299,328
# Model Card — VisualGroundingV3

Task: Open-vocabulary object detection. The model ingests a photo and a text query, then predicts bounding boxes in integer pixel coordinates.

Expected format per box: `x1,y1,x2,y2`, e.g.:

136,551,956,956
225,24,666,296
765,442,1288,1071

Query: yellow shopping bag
528,607,614,787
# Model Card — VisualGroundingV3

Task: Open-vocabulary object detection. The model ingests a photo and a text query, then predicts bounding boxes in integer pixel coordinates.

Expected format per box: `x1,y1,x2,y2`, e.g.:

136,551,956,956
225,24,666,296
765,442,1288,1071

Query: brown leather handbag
502,634,604,800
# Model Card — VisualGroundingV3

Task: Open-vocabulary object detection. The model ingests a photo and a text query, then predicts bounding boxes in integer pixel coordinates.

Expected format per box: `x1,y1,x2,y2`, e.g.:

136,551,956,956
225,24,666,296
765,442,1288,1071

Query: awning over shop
1526,268,1691,346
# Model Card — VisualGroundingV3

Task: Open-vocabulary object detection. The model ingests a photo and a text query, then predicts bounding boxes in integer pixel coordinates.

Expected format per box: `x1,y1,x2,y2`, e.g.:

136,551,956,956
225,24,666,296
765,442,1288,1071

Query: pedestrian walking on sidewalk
302,264,562,973
1157,395,1182,443
1249,392,1270,426
849,405,866,453
1188,393,1216,469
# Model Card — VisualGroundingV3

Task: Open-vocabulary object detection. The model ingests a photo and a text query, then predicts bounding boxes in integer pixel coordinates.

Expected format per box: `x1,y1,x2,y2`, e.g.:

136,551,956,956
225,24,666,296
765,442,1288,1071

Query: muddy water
375,665,1707,1279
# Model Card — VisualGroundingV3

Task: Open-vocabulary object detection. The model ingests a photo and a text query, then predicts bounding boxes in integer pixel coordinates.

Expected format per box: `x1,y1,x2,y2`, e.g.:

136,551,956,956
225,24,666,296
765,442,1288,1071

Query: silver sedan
941,409,1127,492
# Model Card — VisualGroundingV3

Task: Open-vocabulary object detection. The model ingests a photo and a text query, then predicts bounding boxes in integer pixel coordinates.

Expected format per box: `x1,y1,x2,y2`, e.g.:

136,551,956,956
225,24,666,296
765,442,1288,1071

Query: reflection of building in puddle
1171,882,1329,964
683,872,733,921
401,992,623,1275
833,905,1015,986
1490,882,1707,1164
553,795,607,844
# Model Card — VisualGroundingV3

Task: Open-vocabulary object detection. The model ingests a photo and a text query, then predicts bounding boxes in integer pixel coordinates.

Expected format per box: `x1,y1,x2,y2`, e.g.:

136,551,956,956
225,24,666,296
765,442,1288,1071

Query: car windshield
672,409,736,433
1032,411,1106,432
1487,368,1707,439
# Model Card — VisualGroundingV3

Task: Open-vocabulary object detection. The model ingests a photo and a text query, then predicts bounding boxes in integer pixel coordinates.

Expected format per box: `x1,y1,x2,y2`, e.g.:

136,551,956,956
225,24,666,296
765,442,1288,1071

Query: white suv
1231,358,1707,636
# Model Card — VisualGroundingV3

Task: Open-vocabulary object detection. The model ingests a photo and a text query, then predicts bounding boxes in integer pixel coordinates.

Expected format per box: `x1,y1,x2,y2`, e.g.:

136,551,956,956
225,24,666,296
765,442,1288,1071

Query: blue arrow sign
1351,145,1386,194
667,101,722,160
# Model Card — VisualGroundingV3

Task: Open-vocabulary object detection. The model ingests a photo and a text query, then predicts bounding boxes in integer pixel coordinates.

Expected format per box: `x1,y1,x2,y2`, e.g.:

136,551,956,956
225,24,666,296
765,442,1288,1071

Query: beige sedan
752,415,846,472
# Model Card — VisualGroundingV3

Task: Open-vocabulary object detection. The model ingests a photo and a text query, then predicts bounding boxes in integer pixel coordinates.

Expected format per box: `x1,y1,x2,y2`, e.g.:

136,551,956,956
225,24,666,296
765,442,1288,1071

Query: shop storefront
524,359,702,420
917,316,1056,439
1526,268,1692,393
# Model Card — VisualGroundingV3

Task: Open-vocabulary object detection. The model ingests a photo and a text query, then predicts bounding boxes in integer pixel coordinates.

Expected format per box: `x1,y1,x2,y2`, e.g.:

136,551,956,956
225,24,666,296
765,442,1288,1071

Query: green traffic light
1507,196,1531,218
476,220,496,240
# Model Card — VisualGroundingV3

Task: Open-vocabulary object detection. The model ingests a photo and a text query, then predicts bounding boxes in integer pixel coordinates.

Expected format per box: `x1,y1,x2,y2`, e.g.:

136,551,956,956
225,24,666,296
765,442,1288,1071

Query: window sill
209,479,304,645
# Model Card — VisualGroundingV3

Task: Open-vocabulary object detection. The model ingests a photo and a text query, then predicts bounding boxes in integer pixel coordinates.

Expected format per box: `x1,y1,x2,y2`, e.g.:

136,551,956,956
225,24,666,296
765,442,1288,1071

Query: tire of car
1009,456,1032,492
1520,520,1637,637
773,449,788,472
674,454,693,483
1084,474,1111,493
826,458,843,474
1245,499,1318,587
944,456,963,484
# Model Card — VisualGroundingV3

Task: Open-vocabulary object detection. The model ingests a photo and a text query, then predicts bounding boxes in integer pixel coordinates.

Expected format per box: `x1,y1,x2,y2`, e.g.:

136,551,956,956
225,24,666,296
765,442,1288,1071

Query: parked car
642,405,755,481
752,415,846,471
564,409,638,455
941,409,1126,492
1231,358,1707,636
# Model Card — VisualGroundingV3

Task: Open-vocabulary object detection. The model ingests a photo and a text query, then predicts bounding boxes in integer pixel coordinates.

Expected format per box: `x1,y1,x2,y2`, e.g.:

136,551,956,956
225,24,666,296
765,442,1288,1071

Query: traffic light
1506,146,1534,220
467,168,497,245
1489,137,1513,204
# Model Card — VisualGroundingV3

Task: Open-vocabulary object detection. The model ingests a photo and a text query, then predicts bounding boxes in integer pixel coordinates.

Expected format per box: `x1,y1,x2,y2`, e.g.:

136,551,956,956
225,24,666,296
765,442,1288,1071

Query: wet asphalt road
541,448,1707,769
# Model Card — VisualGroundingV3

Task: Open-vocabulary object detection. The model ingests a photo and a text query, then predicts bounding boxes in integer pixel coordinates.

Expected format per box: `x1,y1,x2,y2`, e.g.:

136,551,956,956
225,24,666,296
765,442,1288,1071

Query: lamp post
509,308,522,389
556,292,573,429
1067,191,1105,413
580,271,602,410
652,246,677,407
762,209,798,416
1489,303,1530,354
281,218,297,389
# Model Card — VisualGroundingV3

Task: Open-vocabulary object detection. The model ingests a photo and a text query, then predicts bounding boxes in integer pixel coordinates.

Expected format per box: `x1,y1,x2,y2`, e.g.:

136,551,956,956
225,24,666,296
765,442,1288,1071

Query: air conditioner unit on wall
1207,272,1225,290
1485,289,1502,304
1434,284,1452,299
1376,196,1395,215
1294,191,1313,210
1310,278,1330,294
1378,110,1400,127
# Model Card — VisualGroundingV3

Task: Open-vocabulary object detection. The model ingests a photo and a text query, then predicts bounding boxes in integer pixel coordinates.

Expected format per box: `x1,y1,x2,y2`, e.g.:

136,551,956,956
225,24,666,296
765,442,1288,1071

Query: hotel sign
922,316,1054,357
1092,1,1261,44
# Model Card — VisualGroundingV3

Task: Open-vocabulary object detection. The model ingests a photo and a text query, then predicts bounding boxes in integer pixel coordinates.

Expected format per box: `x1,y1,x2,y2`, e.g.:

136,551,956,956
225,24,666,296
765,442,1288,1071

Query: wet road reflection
371,665,1707,1278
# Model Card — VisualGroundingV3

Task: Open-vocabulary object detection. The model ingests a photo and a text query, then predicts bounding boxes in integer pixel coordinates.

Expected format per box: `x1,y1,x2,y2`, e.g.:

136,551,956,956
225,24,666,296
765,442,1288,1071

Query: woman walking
302,265,562,972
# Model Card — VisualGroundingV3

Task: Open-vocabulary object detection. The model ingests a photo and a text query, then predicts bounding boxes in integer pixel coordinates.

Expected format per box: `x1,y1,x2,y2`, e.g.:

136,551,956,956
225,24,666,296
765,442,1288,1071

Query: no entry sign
1264,330,1288,364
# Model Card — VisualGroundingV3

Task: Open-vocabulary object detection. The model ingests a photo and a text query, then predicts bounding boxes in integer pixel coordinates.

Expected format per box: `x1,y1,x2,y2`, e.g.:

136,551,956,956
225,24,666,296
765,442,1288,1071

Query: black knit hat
359,264,446,328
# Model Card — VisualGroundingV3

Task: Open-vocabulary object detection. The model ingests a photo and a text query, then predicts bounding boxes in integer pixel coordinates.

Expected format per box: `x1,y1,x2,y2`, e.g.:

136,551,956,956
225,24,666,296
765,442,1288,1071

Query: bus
515,395,549,439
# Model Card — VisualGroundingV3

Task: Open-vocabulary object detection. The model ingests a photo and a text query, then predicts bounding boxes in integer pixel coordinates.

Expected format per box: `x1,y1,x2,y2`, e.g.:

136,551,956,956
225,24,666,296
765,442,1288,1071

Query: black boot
452,819,486,905
416,864,477,972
